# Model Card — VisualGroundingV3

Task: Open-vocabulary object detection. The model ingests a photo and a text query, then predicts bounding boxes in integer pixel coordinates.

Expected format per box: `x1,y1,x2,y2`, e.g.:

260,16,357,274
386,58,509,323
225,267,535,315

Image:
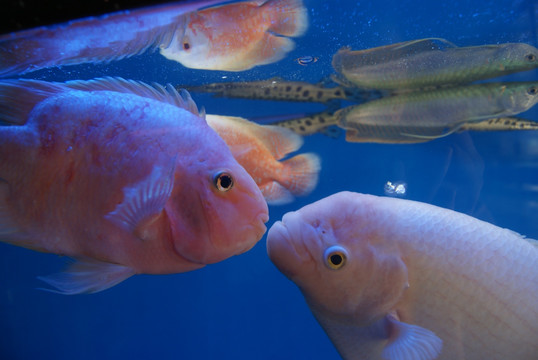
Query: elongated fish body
206,115,320,205
332,38,538,90
460,116,538,131
160,0,308,71
272,110,340,136
0,78,269,294
267,192,538,360
0,1,226,78
337,81,538,143
187,78,353,103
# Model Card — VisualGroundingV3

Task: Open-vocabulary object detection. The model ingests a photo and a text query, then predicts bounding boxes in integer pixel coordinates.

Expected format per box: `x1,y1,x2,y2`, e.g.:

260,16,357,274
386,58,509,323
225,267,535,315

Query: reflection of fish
267,192,538,360
0,78,269,294
338,82,538,143
206,115,320,205
271,110,340,136
332,38,538,90
160,0,308,71
0,0,225,77
185,78,354,103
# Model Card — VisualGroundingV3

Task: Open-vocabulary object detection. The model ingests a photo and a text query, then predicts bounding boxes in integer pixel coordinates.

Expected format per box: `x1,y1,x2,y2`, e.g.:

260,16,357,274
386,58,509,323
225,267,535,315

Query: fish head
165,136,269,266
499,43,538,71
159,12,217,71
500,82,538,113
267,192,408,325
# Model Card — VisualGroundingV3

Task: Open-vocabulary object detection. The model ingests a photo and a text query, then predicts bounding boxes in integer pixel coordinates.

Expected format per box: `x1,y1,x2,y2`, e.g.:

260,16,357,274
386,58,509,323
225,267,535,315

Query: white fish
267,191,538,360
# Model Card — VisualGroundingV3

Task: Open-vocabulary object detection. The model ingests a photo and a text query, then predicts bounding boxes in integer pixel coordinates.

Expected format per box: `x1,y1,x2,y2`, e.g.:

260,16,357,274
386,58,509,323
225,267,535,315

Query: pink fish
160,0,309,71
267,192,538,360
206,115,320,205
0,0,225,77
0,77,269,294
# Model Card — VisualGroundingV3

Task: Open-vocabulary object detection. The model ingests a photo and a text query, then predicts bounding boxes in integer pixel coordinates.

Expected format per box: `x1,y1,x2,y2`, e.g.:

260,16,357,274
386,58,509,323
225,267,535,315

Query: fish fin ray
400,124,462,141
38,259,136,295
105,161,175,233
280,153,321,196
382,313,443,360
261,182,295,205
392,37,458,51
263,0,309,37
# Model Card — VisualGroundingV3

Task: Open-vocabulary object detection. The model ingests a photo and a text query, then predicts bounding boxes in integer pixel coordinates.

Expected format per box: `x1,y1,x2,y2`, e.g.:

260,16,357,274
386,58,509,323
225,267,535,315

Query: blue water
1,0,537,359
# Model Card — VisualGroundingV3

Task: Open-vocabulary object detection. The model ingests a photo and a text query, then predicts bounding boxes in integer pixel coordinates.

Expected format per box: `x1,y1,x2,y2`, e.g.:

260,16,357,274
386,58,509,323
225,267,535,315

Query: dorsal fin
206,115,303,160
0,77,202,125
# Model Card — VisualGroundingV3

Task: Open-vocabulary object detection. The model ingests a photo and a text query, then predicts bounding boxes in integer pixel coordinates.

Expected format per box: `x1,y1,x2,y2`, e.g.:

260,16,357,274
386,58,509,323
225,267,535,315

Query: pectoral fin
38,259,136,295
105,162,175,234
382,311,443,360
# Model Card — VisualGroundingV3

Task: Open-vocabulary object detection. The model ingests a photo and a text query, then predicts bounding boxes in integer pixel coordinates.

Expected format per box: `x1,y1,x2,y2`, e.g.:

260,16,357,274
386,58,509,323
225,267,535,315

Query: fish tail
263,0,309,37
280,153,321,197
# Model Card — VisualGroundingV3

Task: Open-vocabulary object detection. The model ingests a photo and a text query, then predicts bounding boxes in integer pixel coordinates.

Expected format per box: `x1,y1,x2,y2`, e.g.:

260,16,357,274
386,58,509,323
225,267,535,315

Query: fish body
337,81,538,143
160,0,308,71
186,78,351,103
0,78,268,294
0,0,225,77
332,38,538,90
206,115,320,205
267,192,538,360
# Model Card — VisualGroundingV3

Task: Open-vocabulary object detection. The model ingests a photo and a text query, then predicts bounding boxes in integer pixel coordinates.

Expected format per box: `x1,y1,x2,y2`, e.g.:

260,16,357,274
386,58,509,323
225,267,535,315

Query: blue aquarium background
1,0,537,359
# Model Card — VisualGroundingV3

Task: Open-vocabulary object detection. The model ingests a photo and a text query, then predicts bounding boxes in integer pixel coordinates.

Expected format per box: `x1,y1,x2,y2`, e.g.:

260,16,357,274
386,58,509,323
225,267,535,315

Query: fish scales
267,192,538,359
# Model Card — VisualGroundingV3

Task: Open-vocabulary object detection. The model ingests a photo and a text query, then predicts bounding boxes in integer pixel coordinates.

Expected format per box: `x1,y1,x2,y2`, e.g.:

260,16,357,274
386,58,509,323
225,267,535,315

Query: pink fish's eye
183,42,190,50
214,171,234,192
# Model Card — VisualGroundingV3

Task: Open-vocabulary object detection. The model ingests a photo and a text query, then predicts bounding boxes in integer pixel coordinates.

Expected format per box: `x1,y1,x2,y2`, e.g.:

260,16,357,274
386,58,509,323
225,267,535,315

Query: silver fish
332,38,538,90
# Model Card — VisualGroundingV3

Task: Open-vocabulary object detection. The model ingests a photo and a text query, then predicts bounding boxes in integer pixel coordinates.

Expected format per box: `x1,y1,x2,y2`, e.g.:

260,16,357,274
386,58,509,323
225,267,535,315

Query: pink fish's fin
210,115,303,160
239,32,295,70
262,0,309,37
382,311,443,360
63,78,203,118
260,182,295,205
105,161,175,235
280,153,321,196
38,259,136,295
0,79,70,125
0,78,203,125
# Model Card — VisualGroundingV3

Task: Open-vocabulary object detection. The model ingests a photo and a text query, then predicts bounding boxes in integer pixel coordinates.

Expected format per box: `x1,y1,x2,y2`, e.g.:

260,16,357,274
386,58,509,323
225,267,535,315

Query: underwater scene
0,0,537,359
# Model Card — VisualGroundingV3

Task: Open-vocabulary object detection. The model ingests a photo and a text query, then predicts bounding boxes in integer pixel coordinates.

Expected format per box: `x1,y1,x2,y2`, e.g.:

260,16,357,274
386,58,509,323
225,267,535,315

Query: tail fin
263,0,309,37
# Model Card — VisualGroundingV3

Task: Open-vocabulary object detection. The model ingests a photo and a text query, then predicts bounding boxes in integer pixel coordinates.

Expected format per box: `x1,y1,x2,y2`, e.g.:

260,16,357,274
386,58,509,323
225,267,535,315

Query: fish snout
267,220,306,278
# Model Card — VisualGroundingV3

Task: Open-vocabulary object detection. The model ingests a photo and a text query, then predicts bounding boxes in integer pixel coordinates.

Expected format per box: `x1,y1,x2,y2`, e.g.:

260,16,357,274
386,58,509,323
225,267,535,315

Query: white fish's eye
213,171,234,192
323,246,348,270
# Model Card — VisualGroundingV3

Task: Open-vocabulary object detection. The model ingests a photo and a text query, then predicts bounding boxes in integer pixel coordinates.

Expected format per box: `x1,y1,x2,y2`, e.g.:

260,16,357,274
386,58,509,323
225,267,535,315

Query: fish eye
183,42,191,50
323,246,348,270
213,171,234,192
525,53,536,62
527,86,538,95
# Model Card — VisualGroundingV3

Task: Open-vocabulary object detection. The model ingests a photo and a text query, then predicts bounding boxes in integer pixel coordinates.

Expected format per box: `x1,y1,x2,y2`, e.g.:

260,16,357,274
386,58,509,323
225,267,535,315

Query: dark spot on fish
286,86,291,91
303,90,310,97
296,86,302,92
334,90,341,96
264,88,270,95
299,126,306,131
504,119,511,125
319,117,326,123
305,120,312,126
317,91,323,99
